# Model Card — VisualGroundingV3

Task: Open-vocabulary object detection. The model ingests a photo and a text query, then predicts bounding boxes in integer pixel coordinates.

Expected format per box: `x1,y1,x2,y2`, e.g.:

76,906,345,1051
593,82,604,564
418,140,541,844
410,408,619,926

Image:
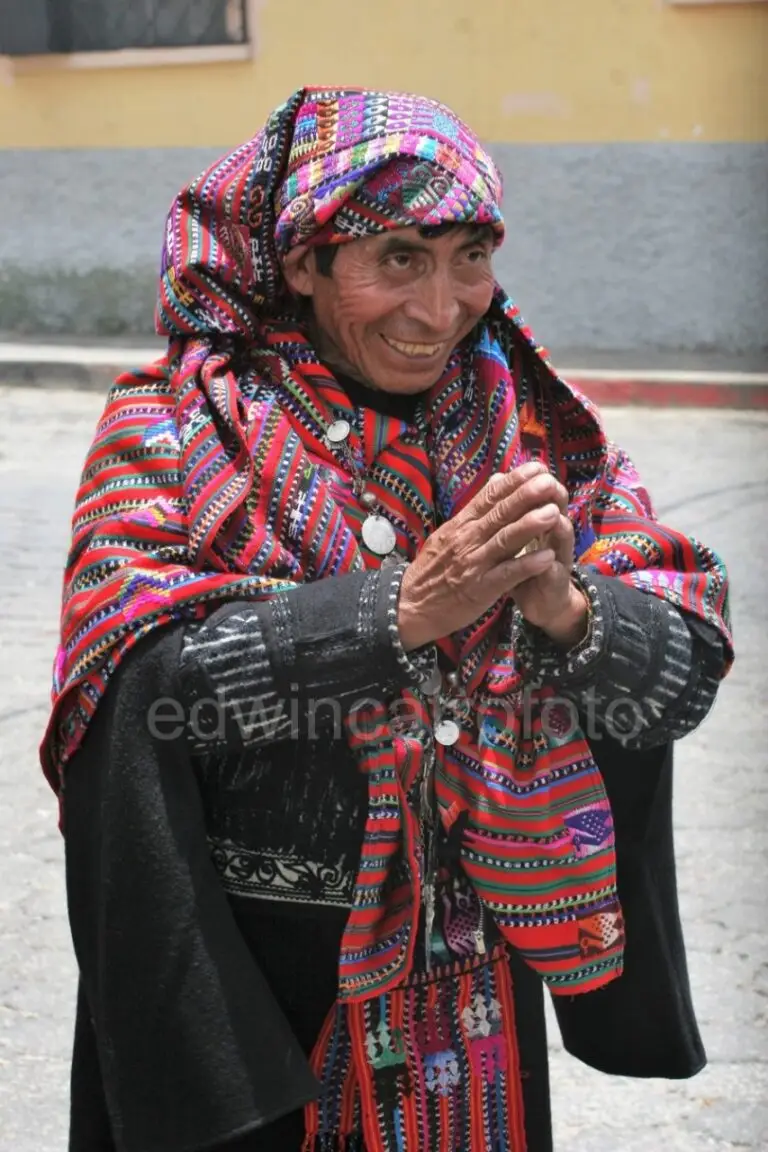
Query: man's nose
404,272,461,334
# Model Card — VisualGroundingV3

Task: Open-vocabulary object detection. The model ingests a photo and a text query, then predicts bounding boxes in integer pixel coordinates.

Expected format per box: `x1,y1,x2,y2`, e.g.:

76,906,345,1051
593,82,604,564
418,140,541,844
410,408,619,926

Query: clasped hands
398,461,588,652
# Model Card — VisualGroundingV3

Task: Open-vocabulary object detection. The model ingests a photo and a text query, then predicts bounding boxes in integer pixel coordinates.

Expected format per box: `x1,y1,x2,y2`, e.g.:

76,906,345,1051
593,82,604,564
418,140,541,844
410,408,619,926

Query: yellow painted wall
1,0,766,148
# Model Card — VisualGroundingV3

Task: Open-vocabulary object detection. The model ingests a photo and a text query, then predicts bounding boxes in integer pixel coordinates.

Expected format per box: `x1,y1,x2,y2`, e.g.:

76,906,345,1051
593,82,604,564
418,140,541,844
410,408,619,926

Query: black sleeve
552,734,706,1079
515,570,726,749
64,625,320,1152
177,563,437,753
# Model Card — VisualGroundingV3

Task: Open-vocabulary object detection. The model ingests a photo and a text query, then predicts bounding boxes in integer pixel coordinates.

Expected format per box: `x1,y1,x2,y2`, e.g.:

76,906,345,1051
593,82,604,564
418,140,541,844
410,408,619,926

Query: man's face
282,225,496,394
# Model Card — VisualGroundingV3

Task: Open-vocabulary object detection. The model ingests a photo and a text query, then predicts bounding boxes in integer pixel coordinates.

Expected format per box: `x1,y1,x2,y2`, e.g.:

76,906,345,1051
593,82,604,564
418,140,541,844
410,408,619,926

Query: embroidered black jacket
63,561,722,1151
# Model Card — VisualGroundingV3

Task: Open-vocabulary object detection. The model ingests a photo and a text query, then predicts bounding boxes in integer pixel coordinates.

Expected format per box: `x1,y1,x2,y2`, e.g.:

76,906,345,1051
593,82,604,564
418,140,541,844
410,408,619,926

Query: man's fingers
474,472,568,544
489,546,556,591
486,502,560,564
545,512,575,564
467,462,548,520
549,512,574,539
461,464,569,532
519,472,568,514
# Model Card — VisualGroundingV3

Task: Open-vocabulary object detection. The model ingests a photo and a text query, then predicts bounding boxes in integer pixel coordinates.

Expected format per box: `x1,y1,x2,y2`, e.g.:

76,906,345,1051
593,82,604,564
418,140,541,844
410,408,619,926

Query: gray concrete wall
1,144,766,354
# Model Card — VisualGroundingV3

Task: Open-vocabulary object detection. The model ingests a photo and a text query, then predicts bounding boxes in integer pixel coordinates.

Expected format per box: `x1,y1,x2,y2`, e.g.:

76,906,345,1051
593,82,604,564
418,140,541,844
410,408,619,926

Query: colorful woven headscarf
43,89,731,1007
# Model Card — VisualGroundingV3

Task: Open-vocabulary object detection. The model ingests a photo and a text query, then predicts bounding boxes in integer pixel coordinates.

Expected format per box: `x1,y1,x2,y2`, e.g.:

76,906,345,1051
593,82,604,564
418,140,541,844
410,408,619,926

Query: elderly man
45,88,731,1152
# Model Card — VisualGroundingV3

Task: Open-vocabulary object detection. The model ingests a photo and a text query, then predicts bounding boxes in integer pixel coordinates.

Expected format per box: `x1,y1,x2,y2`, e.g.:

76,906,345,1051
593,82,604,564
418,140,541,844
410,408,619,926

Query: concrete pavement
0,386,766,1150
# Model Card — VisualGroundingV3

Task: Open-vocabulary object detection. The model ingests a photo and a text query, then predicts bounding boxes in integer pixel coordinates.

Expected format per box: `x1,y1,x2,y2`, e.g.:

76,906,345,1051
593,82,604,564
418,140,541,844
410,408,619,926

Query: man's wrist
539,583,590,649
396,581,429,652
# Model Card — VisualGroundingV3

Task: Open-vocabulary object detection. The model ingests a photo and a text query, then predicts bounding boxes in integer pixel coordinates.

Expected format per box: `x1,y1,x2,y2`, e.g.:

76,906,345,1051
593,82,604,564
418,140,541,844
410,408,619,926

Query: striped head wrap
44,89,731,1016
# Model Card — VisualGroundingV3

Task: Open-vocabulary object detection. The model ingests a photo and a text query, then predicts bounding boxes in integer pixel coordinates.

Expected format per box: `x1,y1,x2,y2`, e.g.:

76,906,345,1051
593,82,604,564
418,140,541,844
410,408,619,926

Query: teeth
384,336,443,358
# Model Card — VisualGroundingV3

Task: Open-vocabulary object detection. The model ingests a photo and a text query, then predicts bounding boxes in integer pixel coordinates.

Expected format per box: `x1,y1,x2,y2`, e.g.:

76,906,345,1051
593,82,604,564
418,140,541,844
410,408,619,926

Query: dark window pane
2,0,248,54
0,0,51,54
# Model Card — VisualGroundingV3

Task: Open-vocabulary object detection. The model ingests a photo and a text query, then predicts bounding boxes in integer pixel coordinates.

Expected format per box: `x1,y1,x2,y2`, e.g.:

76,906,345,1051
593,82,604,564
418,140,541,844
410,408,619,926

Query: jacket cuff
514,567,612,688
384,562,440,691
516,569,686,691
514,569,722,747
262,563,437,702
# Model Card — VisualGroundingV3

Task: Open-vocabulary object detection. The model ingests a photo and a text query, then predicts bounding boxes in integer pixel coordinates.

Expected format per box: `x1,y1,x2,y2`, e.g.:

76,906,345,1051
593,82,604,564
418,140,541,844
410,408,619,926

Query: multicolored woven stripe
43,90,731,1010
304,944,527,1151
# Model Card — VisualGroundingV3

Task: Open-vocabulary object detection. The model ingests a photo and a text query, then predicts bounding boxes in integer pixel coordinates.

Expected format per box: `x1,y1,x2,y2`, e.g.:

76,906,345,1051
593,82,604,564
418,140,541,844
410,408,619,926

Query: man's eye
386,252,412,269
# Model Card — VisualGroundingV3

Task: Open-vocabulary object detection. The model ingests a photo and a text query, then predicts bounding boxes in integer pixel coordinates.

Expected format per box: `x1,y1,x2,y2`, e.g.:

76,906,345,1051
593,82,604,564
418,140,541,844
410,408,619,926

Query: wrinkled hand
398,461,587,651
509,485,588,647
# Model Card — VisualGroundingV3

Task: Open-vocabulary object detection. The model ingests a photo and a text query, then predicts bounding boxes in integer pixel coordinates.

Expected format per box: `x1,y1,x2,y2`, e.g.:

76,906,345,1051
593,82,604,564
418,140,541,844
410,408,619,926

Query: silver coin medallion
434,717,461,747
361,514,397,556
325,419,351,444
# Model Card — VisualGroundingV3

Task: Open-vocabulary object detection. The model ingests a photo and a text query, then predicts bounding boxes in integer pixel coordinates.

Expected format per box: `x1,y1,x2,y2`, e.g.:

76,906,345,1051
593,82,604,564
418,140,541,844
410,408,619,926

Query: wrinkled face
281,225,496,393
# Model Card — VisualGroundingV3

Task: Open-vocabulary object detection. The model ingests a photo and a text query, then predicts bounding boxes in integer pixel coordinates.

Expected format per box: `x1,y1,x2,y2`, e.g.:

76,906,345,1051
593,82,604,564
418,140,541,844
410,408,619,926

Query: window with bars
1,0,248,56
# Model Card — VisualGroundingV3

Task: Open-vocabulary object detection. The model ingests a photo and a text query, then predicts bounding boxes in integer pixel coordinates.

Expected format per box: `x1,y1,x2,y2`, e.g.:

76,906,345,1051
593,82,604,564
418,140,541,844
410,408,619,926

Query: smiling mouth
382,334,446,359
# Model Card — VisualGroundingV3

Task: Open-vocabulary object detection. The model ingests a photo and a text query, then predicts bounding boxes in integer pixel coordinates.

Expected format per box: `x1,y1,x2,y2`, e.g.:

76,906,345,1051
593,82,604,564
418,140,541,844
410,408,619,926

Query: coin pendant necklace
324,402,466,970
323,408,428,561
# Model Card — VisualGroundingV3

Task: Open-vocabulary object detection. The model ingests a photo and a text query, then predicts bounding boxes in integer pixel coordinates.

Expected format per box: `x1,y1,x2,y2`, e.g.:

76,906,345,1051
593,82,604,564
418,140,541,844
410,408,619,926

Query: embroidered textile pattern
303,944,527,1152
43,89,732,1015
208,838,358,907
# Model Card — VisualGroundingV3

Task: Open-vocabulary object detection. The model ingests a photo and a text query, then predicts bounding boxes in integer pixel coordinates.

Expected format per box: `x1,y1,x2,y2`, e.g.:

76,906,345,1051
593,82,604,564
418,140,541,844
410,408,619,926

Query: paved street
0,384,766,1151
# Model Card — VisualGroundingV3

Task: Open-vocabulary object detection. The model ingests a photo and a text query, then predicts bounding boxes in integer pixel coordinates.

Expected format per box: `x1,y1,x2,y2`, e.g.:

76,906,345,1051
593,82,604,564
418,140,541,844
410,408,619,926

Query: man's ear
282,245,316,298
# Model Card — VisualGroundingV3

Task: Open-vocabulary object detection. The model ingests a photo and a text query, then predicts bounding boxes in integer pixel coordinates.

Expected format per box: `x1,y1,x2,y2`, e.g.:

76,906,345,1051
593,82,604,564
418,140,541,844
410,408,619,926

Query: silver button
359,489,377,509
434,718,461,746
325,419,351,444
361,514,397,556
